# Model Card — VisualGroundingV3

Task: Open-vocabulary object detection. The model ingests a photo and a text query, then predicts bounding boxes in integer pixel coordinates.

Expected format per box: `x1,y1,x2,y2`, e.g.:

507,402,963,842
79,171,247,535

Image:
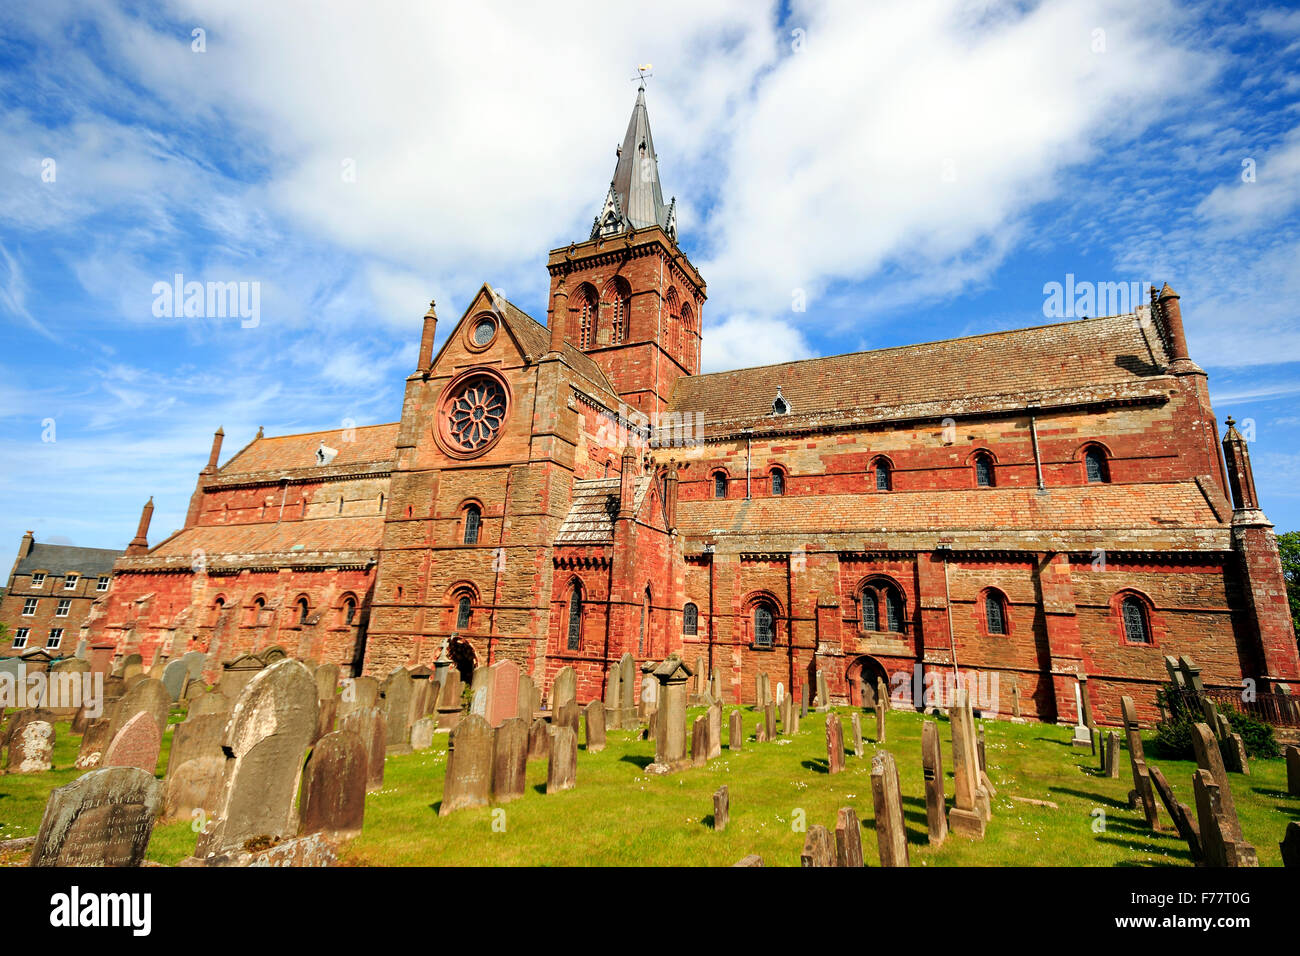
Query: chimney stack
419,300,438,370
1154,283,1191,365
205,427,225,473
127,497,154,554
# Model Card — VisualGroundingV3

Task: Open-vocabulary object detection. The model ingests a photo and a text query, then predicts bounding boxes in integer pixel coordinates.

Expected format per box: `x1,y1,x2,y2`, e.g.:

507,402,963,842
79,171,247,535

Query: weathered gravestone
380,666,414,751
707,701,722,759
779,693,791,734
216,653,263,702
871,750,909,867
816,671,829,711
108,676,170,744
6,719,54,773
435,670,462,730
527,717,549,761
1149,764,1201,861
1120,696,1161,831
102,710,161,774
29,766,161,867
410,716,436,751
1281,821,1300,868
691,715,708,767
162,713,226,823
516,673,535,722
551,665,577,712
4,707,55,752
875,695,886,743
315,662,339,702
188,690,230,719
75,718,113,770
340,706,386,792
547,725,577,793
921,719,948,845
1103,730,1121,778
947,688,987,838
182,650,207,682
734,854,764,867
161,659,188,701
1191,722,1242,840
644,655,692,774
117,653,143,680
835,807,865,867
47,657,91,718
1288,746,1300,797
713,785,729,832
485,659,520,728
492,717,528,803
556,699,580,739
440,714,494,816
639,675,657,717
764,700,776,741
850,712,864,757
195,659,319,857
728,709,743,751
299,730,367,840
800,824,834,867
315,695,338,744
617,653,637,727
584,700,606,753
826,713,845,774
1193,769,1257,867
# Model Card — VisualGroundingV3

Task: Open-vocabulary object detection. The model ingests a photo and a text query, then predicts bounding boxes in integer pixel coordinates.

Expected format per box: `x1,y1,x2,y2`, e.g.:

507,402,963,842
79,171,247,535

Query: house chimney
205,427,225,472
127,497,154,554
1221,417,1260,513
1155,283,1191,365
419,300,438,369
549,279,570,355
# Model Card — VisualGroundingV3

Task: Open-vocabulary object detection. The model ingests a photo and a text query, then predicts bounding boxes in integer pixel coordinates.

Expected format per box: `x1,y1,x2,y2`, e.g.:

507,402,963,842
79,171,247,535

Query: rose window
446,376,507,451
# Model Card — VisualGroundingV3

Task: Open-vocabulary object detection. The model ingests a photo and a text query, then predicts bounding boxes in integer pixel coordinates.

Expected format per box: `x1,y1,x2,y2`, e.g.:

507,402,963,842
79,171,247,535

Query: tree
1277,530,1300,645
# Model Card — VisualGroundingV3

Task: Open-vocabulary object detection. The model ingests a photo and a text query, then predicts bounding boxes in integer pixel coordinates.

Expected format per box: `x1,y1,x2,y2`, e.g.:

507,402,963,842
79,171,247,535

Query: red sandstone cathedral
77,86,1300,725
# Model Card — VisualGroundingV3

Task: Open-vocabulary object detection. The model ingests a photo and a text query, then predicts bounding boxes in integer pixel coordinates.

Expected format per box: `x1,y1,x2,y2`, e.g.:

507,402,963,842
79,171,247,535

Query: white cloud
702,313,813,372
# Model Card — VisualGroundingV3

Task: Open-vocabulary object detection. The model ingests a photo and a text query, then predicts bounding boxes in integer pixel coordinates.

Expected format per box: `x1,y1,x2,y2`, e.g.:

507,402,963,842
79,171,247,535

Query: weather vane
632,63,653,88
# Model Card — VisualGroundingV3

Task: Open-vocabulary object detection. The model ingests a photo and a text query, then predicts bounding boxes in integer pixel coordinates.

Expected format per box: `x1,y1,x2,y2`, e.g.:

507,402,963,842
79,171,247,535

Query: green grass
2,706,1296,866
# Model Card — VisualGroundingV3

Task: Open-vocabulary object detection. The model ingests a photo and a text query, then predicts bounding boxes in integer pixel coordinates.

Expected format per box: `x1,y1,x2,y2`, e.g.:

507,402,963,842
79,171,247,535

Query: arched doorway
846,655,890,708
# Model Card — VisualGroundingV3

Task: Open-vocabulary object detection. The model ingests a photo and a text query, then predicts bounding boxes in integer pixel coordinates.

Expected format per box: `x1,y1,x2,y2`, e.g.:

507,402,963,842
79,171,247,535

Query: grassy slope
1,706,1295,867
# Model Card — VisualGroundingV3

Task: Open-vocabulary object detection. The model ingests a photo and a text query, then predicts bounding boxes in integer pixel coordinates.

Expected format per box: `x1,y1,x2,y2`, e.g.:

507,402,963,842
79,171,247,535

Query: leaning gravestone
315,662,340,702
1120,695,1162,831
871,750,909,867
835,807,865,867
492,717,528,804
826,713,845,774
1288,746,1300,797
161,659,188,701
800,825,834,867
102,711,162,774
6,720,54,773
4,707,55,752
340,706,387,792
299,730,367,840
75,718,114,770
947,688,986,838
921,719,948,845
162,713,227,823
29,766,162,867
194,659,319,857
440,714,494,816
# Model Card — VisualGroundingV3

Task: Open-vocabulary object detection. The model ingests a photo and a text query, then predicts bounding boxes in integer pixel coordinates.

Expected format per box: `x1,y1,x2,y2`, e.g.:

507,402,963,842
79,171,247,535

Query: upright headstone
485,659,520,728
728,709,743,751
876,677,890,712
299,730,367,839
161,659,189,702
707,701,722,759
871,750,909,867
6,719,54,773
440,714,494,815
492,717,529,804
850,712,864,757
435,670,462,731
1287,746,1300,797
29,766,161,867
162,713,226,823
921,719,948,845
189,690,231,719
547,726,577,793
948,689,986,838
75,718,113,770
315,662,340,702
195,659,319,857
516,673,535,723
835,807,865,867
826,713,845,774
102,711,162,774
556,699,580,739
816,671,829,711
552,665,577,712
764,700,776,741
875,696,886,743
800,825,834,867
691,715,708,767
527,718,549,761
108,676,170,743
1104,730,1121,778
340,706,386,792
618,652,637,727
1010,678,1024,721
584,700,606,753
779,693,792,734
761,673,772,708
713,785,729,832
1120,696,1161,831
644,655,692,774
410,716,436,751
380,667,414,750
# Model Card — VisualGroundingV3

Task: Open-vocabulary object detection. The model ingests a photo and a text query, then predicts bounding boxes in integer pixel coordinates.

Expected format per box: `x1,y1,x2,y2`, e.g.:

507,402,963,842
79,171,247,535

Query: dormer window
771,387,789,416
315,441,338,466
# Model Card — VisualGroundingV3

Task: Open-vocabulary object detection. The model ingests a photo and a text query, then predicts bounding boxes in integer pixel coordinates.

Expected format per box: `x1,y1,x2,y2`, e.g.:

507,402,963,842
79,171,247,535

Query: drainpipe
937,544,958,682
1028,404,1045,491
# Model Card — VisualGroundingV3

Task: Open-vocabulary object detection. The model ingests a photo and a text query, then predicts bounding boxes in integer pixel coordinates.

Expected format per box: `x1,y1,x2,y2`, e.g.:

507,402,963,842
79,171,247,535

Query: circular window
439,372,509,456
471,316,497,347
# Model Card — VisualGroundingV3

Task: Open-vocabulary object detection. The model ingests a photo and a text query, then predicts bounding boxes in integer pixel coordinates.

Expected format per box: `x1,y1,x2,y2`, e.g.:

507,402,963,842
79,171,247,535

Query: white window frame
64,574,78,590
55,598,71,617
96,576,110,592
31,572,46,588
13,627,29,648
22,598,37,616
46,627,64,649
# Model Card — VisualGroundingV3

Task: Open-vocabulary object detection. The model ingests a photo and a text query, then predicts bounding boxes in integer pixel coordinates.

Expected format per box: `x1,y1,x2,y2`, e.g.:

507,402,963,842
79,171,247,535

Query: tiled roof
668,312,1170,430
16,543,123,577
556,476,653,544
675,481,1223,538
147,515,384,559
495,295,618,396
218,423,398,476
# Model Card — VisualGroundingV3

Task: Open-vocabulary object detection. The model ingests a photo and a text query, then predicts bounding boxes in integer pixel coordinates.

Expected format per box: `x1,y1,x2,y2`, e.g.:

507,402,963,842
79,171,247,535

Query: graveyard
1,653,1295,867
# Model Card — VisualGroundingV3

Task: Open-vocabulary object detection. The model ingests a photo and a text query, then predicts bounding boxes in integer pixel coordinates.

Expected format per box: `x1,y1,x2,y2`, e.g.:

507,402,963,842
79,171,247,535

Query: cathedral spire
592,85,676,241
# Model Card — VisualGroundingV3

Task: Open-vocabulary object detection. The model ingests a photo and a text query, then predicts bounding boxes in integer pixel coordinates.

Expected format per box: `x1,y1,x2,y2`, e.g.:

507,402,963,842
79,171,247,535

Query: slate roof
16,543,123,577
147,515,385,559
219,423,399,476
555,476,654,544
667,312,1170,431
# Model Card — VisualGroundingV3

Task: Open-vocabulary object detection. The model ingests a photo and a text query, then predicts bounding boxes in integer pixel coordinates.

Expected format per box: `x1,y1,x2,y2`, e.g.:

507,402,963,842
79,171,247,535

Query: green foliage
1153,714,1196,760
1226,707,1280,759
1152,687,1280,760
1277,529,1300,638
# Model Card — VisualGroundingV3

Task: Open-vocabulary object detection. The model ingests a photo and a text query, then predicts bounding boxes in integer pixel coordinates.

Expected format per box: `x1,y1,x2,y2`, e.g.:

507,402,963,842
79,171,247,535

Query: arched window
771,469,785,496
876,460,892,491
297,597,310,625
861,590,878,631
713,472,727,499
463,504,481,545
974,452,995,487
577,285,597,350
211,597,225,627
639,587,650,654
666,287,681,357
683,602,698,636
567,582,582,651
343,596,357,627
1121,596,1150,643
247,596,265,626
985,591,1007,635
753,602,776,648
861,581,904,633
1084,446,1109,483
603,278,631,346
456,594,472,631
885,588,903,632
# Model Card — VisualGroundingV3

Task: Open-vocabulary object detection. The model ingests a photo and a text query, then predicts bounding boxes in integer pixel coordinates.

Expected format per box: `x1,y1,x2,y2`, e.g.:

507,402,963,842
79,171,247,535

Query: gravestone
584,700,606,753
340,706,386,792
410,716,436,751
764,700,776,741
216,654,264,702
1104,730,1121,778
1190,722,1241,840
734,854,764,867
517,673,536,722
315,695,338,743
1192,769,1257,867
552,665,577,712
6,719,54,773
195,659,319,857
826,713,845,774
188,690,231,719
315,662,340,702
800,688,808,719
299,730,367,840
713,785,729,832
1221,733,1250,775
108,676,170,743
1287,746,1300,797
1281,821,1300,868
440,714,494,815
788,705,799,736
800,825,834,867
835,807,864,867
779,693,792,734
102,711,162,774
29,766,162,867
921,719,948,845
162,713,226,823
436,670,463,731
485,659,520,728
761,673,771,707
691,715,708,767
556,700,580,739
547,726,577,794
850,712,864,757
492,717,529,804
707,701,722,759
380,667,414,750
161,659,188,701
618,653,637,727
755,715,767,743
182,650,207,682
527,718,550,761
871,750,909,866
754,673,764,707
75,718,113,770
728,710,743,751
640,675,657,716
1149,764,1202,862
711,671,722,702
816,671,829,710
48,657,91,718
4,707,55,751
1120,696,1162,831
118,653,144,680
875,698,886,743
948,689,986,838
644,655,692,774
877,677,889,712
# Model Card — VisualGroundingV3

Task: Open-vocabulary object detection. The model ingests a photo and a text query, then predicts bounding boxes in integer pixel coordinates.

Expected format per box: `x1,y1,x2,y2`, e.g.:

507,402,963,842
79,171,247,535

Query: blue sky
3,0,1300,570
